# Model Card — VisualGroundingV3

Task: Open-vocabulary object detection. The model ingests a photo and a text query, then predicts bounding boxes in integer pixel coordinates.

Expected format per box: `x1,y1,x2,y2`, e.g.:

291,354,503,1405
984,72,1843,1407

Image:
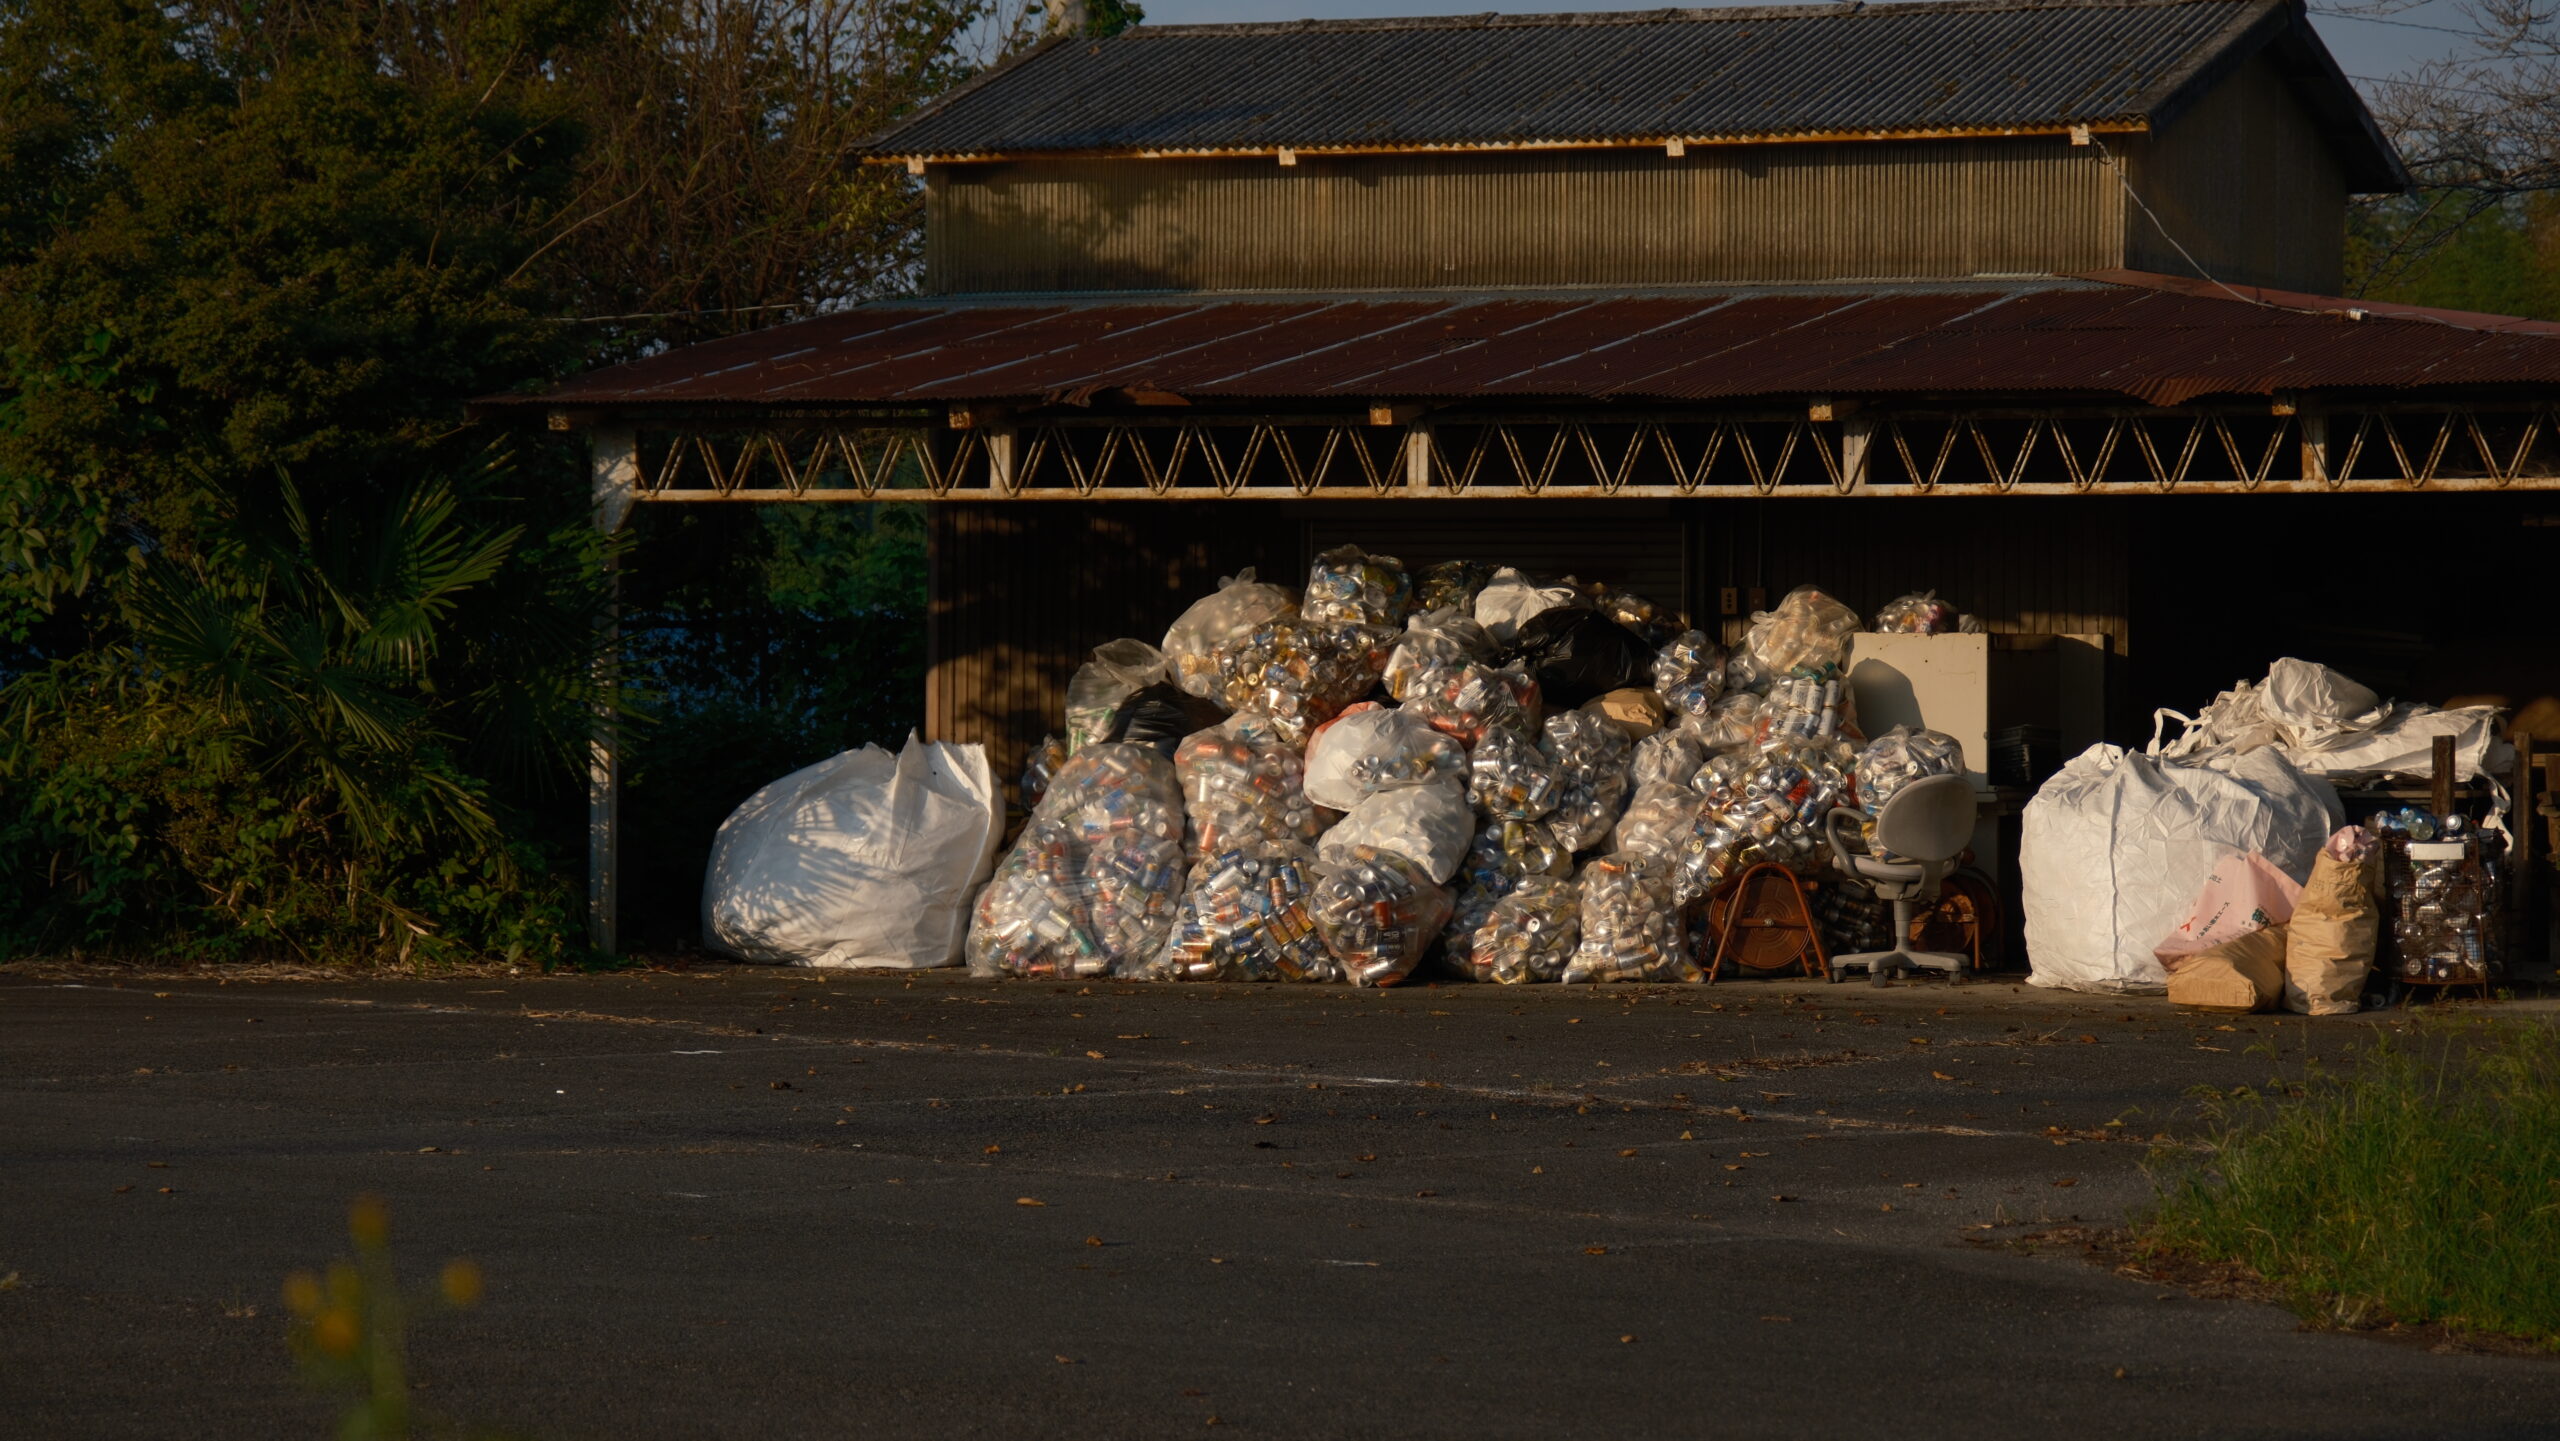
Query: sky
1126,0,2484,89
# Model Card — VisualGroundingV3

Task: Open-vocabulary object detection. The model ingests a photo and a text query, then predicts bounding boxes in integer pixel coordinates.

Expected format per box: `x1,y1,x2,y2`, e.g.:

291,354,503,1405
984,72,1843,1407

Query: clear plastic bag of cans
1406,662,1540,749
1760,676,1848,746
1563,853,1698,983
1064,638,1167,753
1690,745,1753,806
1683,691,1766,752
1416,559,1496,617
967,743,1187,979
1384,608,1493,701
1162,569,1299,700
1318,778,1474,884
1871,590,1962,635
1741,585,1859,683
1303,702,1467,812
1597,586,1687,647
1174,718,1324,864
1020,734,1069,813
1481,875,1581,984
1311,844,1454,987
1651,629,1727,723
1613,781,1704,861
1215,619,1396,746
1614,781,1740,905
1139,845,1335,982
1854,725,1965,815
1724,739,1854,874
1304,544,1414,628
1540,710,1634,853
1468,724,1561,821
1630,728,1706,790
1668,807,1745,904
1441,816,1574,977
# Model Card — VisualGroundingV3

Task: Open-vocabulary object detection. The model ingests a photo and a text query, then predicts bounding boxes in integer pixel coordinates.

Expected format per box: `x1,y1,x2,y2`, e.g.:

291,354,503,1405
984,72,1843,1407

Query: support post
1404,422,1432,492
2299,411,2329,485
590,426,638,955
986,424,1019,494
1839,414,1873,490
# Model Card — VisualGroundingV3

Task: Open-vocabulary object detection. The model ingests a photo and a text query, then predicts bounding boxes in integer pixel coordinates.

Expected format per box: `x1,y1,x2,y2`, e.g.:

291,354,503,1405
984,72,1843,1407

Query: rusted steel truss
624,404,2560,501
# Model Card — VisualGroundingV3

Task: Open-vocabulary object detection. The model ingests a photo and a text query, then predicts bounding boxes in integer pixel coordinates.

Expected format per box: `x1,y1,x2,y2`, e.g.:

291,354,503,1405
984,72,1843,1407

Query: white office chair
1823,773,1979,986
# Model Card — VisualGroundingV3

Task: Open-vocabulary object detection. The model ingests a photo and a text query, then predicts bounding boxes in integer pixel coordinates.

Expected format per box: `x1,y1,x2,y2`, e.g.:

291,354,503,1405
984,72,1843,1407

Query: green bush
2143,1017,2560,1347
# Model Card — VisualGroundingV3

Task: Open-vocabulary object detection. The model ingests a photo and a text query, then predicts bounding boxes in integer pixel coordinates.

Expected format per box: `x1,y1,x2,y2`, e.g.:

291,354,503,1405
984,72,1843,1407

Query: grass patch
2140,1015,2560,1350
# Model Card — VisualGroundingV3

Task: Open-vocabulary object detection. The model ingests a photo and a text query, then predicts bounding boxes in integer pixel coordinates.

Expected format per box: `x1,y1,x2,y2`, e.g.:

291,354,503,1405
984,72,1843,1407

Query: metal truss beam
623,405,2560,500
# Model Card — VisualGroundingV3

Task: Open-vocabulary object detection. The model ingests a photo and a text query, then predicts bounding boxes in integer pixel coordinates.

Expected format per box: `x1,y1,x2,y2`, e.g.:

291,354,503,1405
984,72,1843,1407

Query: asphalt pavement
5,966,2557,1439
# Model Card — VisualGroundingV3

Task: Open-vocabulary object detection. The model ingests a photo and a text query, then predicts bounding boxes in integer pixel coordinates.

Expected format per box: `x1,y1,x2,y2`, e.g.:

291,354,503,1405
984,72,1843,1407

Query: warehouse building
500,0,2560,950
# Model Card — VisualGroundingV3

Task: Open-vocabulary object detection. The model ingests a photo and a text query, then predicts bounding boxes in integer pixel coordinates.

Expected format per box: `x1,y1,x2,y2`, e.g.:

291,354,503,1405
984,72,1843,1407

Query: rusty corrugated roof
864,0,2402,190
500,274,2560,414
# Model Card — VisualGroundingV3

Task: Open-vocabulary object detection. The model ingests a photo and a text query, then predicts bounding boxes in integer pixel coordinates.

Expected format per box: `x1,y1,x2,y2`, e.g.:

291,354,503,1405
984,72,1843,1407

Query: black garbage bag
1104,682,1231,757
1508,606,1654,710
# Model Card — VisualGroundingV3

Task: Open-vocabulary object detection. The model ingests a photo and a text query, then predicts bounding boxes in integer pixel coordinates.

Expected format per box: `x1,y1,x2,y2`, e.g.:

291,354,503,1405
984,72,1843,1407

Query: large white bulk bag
2021,744,2340,995
703,732,1003,969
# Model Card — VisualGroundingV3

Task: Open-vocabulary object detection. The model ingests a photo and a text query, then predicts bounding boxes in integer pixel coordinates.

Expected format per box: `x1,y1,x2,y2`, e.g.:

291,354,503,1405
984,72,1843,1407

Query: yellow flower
348,1195,390,1249
440,1259,483,1308
312,1306,361,1358
282,1271,322,1316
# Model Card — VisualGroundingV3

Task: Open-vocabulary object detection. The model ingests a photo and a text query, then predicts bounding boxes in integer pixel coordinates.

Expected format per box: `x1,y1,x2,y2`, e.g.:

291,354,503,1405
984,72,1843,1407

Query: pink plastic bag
2154,852,2303,971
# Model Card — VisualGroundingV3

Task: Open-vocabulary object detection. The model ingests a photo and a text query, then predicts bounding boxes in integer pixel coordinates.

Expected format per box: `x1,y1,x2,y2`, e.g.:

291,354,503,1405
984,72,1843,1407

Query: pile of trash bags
2024,656,2509,999
960,549,1970,986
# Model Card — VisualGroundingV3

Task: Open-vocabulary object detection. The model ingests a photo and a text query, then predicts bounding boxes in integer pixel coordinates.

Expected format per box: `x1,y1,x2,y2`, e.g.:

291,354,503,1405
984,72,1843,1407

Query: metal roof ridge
1124,0,2263,37
2079,268,2560,336
882,279,2104,305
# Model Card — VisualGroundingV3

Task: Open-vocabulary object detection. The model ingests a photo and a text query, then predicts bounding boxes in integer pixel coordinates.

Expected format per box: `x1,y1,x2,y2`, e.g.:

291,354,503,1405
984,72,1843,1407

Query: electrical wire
2087,136,2268,308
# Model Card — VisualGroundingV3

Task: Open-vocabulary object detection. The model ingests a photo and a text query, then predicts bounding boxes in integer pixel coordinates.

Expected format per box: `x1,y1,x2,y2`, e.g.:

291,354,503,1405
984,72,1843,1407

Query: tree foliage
0,0,990,962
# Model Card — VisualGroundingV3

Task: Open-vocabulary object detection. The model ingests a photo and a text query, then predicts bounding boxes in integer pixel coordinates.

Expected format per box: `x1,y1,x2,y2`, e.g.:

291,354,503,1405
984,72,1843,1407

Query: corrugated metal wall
2121,55,2347,293
929,498,2136,778
926,138,2125,293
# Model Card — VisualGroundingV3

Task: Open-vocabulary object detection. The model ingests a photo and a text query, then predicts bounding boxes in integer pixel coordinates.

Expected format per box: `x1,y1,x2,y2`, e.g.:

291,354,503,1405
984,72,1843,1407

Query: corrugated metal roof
864,0,2399,188
504,274,2560,414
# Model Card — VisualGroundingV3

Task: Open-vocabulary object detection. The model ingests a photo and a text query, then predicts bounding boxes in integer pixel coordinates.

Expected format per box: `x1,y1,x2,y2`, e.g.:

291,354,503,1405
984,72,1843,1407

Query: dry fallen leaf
1016,1197,1046,1207
1618,1148,1639,1158
1530,1166,1545,1175
1679,1130,1695,1141
1724,1164,1745,1171
1085,1050,1107,1060
1253,1115,1277,1126
984,1145,1002,1154
1619,1334,1636,1344
1084,1236,1103,1247
2078,1035,2098,1045
1584,1246,1609,1256
1931,1071,1956,1081
1760,1315,1793,1323
113,1185,133,1194
2053,1178,2080,1188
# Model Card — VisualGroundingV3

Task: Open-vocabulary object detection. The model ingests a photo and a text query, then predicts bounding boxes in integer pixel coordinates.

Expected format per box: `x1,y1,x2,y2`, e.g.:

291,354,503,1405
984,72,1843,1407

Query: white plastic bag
1318,779,1474,884
1302,703,1465,812
703,733,1002,969
1384,608,1492,700
2022,744,2340,994
1473,567,1578,646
